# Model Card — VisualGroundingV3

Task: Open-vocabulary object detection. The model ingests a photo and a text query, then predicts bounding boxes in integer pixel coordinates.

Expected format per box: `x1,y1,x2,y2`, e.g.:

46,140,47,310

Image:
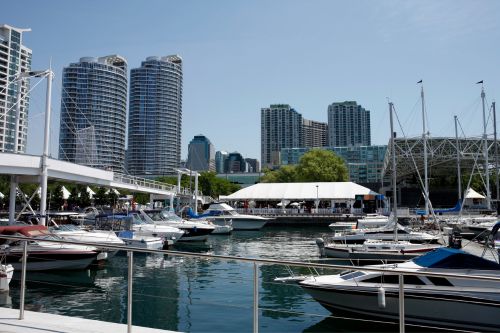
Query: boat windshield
340,271,365,280
52,224,81,232
161,210,183,222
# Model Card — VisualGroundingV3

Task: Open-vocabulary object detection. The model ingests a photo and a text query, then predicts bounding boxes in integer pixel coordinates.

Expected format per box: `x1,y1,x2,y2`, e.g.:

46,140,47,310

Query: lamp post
315,185,319,212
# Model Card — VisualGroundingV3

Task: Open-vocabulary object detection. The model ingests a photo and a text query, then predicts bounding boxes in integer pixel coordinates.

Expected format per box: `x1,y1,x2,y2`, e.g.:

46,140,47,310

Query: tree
199,172,240,198
261,149,349,183
50,185,65,211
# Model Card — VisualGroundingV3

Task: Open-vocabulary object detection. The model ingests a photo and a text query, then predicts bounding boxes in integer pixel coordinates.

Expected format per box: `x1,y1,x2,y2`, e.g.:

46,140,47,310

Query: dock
0,307,176,333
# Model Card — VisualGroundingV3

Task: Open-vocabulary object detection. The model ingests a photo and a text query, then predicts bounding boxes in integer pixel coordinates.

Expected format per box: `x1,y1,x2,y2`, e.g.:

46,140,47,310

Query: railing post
19,240,28,320
398,274,405,333
127,250,133,333
253,262,258,333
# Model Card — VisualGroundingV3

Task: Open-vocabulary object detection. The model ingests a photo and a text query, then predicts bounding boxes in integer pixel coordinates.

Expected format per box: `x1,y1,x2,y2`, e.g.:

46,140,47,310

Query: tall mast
455,116,462,200
420,82,429,215
480,83,491,210
493,101,499,203
389,102,398,241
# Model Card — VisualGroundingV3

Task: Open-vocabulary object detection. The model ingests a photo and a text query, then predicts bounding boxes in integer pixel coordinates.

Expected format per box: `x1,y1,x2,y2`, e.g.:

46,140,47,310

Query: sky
2,0,500,161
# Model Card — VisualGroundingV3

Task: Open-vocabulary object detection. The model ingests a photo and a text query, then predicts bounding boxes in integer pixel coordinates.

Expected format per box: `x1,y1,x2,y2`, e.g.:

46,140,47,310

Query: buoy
378,286,386,309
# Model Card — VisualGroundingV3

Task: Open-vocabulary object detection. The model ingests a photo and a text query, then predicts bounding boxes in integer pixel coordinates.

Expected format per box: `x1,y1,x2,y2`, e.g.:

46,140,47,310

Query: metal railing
2,235,500,333
113,173,204,198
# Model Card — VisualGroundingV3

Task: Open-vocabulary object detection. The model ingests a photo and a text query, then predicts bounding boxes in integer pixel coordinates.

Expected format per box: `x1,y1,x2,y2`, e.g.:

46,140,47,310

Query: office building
215,150,228,173
261,104,303,169
0,25,32,153
127,55,183,176
187,134,215,172
281,145,387,184
245,158,260,173
328,101,371,147
302,118,328,148
225,152,246,173
58,55,128,171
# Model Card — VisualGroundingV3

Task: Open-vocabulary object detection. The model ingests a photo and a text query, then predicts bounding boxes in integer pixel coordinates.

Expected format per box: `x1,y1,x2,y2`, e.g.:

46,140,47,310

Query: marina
0,225,497,332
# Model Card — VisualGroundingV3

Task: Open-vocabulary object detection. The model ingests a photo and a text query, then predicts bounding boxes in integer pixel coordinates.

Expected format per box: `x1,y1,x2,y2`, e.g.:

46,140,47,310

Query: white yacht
50,223,125,259
298,248,500,331
141,210,215,242
203,203,272,230
355,214,389,229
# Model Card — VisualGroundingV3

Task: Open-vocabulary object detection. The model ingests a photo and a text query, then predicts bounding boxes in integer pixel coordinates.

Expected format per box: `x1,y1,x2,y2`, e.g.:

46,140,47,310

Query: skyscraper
0,25,32,153
327,101,371,147
127,55,183,176
225,152,246,173
302,118,328,148
215,150,228,173
187,134,215,172
261,104,303,169
58,55,128,171
245,158,260,173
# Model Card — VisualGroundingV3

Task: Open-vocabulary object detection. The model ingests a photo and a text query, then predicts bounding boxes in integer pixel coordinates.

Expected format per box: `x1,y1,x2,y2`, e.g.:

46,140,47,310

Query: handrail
1,234,499,282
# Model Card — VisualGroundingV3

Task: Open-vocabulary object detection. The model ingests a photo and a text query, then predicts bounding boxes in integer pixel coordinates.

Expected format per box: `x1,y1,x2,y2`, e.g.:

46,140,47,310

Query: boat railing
1,234,499,333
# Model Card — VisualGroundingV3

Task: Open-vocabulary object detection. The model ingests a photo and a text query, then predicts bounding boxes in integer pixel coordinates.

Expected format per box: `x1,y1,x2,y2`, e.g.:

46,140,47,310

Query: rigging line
0,76,46,122
56,80,95,129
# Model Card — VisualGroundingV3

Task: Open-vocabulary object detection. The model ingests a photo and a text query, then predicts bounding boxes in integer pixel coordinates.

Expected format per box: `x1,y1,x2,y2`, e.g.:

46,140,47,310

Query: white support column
169,193,174,211
8,177,17,225
177,172,182,194
39,69,53,226
9,76,23,225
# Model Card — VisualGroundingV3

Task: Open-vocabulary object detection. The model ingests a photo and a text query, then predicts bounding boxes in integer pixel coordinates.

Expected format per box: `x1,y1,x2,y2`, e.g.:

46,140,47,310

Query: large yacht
203,203,272,230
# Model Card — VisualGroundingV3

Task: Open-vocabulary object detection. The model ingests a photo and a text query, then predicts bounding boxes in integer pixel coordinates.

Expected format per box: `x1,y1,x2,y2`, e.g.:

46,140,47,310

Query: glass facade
127,56,183,177
281,145,387,184
187,134,215,172
58,55,128,171
0,25,32,153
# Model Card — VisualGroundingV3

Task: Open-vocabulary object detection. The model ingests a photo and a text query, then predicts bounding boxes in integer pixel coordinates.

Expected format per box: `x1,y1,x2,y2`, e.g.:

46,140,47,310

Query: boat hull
211,218,267,230
5,251,98,271
301,285,500,331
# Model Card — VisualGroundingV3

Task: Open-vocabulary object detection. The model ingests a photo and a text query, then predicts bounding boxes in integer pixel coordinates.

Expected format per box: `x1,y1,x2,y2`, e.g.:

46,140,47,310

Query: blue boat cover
186,207,222,219
413,248,500,270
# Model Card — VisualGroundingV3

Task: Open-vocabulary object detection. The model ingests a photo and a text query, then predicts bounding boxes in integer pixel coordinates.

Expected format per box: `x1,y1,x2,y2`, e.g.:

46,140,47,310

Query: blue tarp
413,248,500,270
186,207,221,219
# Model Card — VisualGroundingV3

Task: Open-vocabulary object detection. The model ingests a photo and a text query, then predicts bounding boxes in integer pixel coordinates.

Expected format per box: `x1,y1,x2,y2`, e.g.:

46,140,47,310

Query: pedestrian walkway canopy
220,182,378,201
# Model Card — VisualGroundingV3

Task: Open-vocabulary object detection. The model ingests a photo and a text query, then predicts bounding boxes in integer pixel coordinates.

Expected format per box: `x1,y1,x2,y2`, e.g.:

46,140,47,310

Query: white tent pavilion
464,188,486,208
220,182,378,202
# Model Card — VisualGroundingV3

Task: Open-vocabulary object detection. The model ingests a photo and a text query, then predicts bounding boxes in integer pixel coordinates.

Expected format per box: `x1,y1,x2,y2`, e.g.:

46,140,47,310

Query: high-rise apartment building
127,55,183,176
215,150,228,173
59,55,128,171
187,134,215,172
302,118,328,148
0,25,32,153
328,101,370,147
261,104,303,169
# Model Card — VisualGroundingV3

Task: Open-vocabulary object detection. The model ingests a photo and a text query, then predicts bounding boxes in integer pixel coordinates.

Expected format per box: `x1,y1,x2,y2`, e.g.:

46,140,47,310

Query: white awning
61,186,71,200
220,182,378,201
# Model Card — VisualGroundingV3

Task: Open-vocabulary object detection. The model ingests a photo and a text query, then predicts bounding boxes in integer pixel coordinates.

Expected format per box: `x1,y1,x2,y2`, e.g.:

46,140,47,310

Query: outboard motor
448,230,462,249
315,238,325,257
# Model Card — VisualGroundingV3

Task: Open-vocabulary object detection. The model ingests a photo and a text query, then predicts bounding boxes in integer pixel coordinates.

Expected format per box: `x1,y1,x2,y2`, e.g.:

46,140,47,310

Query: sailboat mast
493,101,499,203
480,85,491,210
389,102,398,241
421,83,429,215
455,116,462,200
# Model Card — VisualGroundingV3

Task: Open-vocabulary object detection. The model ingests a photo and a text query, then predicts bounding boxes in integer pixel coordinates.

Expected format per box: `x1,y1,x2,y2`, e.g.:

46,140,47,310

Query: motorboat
315,238,442,264
95,213,184,246
328,220,440,244
0,225,101,271
141,210,215,242
328,221,356,231
298,248,500,331
185,207,233,235
0,252,13,291
50,223,125,259
116,230,164,250
355,214,389,229
203,203,272,230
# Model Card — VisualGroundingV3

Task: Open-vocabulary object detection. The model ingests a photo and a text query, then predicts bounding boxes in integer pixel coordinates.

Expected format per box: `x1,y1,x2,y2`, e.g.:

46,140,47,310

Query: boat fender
378,286,386,309
315,238,325,256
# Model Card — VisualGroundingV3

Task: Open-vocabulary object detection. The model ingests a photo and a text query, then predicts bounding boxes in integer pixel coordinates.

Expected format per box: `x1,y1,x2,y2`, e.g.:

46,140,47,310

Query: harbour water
5,225,444,332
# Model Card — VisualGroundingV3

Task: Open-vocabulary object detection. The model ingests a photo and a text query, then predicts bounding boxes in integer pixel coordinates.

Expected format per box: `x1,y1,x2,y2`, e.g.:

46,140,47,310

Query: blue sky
3,0,500,161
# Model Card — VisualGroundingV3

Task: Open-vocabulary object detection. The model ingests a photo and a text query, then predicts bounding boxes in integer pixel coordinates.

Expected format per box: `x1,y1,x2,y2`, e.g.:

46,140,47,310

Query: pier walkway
0,307,176,333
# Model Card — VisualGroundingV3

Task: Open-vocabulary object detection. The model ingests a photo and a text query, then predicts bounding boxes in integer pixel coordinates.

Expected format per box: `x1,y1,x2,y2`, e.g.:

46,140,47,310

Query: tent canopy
220,182,378,201
464,188,485,199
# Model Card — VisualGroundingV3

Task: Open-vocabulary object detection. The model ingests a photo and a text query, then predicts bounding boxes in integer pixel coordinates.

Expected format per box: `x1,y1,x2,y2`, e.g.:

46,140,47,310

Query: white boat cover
219,182,378,201
464,188,485,199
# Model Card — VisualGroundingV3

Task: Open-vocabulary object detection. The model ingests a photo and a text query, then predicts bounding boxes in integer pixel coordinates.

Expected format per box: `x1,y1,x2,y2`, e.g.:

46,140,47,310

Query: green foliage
50,185,65,210
198,172,241,198
261,149,349,183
